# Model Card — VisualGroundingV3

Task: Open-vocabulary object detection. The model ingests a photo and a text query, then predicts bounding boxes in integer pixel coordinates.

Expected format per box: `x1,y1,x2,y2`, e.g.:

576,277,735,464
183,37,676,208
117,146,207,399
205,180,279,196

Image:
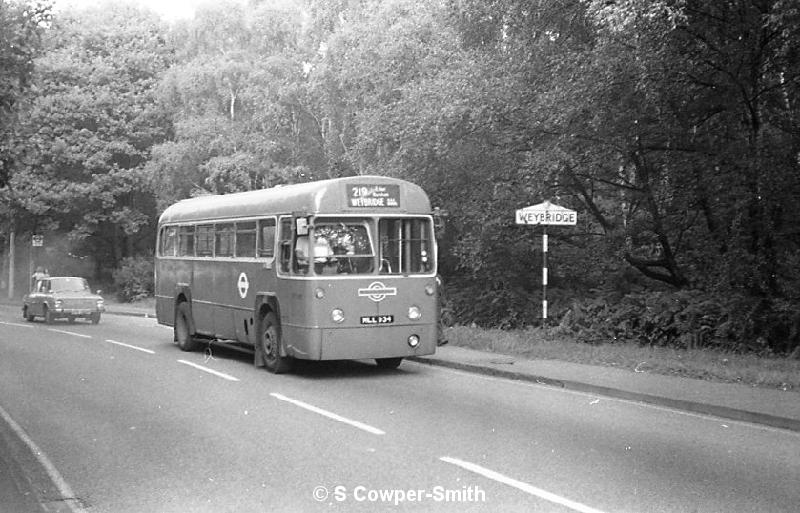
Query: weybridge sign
515,201,577,226
514,200,578,326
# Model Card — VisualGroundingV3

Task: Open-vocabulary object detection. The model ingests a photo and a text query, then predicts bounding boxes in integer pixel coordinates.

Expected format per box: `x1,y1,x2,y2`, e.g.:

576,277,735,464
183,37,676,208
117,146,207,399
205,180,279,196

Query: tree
0,0,51,186
11,2,173,274
148,0,322,208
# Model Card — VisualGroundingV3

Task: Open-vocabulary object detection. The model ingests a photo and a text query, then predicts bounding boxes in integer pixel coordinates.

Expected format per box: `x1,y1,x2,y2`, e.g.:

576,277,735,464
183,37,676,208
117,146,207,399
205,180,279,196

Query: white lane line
0,321,33,328
0,403,87,513
270,392,385,435
106,339,155,354
440,456,607,513
177,359,240,381
48,329,92,339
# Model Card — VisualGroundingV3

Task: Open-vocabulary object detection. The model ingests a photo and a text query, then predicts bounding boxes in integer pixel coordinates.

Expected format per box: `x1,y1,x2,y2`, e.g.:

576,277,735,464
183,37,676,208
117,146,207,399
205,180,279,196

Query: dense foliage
1,0,799,355
112,255,154,302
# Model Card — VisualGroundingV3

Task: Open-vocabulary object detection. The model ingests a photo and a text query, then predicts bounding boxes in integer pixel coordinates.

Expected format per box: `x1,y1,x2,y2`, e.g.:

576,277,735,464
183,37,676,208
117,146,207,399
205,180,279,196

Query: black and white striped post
542,225,548,326
515,201,577,328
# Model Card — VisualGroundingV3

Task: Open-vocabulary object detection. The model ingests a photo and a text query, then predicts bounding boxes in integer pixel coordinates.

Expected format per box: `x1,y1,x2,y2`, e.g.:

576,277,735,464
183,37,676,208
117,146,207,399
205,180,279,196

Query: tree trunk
7,228,15,299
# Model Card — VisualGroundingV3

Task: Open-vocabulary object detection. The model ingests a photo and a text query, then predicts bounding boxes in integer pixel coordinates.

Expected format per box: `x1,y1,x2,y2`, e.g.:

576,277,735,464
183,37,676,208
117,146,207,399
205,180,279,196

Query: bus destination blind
347,184,400,208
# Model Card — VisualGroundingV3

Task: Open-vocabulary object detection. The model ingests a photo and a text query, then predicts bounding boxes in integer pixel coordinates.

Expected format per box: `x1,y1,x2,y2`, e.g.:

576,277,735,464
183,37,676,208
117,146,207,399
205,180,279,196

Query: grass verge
444,325,800,392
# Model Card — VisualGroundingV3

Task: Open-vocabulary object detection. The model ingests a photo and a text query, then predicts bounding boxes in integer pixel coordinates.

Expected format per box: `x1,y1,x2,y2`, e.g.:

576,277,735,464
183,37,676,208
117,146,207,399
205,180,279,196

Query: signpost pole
542,226,548,329
515,200,577,331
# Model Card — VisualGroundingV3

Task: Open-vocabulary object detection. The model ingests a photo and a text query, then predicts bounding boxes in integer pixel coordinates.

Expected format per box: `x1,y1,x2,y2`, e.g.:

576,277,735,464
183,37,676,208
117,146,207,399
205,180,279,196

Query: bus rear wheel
260,312,292,374
375,357,403,369
175,302,199,351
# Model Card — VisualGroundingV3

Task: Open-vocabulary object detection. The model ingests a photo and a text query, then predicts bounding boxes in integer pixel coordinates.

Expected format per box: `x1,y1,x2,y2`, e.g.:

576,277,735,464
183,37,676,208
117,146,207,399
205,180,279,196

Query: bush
112,256,154,302
559,290,800,356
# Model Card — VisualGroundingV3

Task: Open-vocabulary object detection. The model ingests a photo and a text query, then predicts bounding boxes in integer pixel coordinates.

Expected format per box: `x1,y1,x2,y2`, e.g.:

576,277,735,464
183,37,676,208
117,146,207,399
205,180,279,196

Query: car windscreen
50,278,90,293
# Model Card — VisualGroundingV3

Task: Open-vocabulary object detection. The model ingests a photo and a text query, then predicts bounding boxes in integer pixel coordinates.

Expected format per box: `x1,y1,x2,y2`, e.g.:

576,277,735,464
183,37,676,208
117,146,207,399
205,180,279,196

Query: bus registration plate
360,315,394,325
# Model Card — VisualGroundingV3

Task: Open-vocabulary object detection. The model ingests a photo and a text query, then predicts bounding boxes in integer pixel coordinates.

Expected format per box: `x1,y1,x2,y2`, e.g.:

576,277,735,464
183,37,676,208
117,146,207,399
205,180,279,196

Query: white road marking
177,359,240,381
48,329,92,339
0,321,33,328
440,456,607,513
0,403,87,513
105,339,155,354
270,392,385,435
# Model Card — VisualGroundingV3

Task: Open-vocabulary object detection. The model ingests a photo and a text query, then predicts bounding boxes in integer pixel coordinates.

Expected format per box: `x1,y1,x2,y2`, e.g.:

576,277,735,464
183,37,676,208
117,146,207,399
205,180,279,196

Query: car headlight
96,299,104,308
408,305,422,320
331,308,345,323
54,300,63,310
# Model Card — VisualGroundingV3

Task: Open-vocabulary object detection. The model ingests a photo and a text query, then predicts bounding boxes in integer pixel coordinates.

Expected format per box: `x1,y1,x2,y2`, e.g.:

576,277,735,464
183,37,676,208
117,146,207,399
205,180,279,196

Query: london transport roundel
237,272,249,299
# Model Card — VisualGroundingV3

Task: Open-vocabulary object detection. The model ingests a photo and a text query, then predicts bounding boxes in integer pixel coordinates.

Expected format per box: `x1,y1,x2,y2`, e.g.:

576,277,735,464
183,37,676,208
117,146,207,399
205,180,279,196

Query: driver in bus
294,235,335,273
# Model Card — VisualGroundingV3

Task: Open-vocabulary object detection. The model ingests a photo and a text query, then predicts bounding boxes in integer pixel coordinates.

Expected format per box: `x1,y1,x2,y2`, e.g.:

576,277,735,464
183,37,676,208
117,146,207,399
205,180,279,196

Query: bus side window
160,226,177,257
196,225,214,257
178,226,195,256
236,221,256,258
258,219,276,258
215,223,235,257
278,218,292,273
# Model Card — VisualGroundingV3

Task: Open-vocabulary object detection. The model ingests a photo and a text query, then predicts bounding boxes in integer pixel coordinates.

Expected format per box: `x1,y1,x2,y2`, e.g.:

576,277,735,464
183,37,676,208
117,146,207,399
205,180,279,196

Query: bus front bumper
284,324,437,361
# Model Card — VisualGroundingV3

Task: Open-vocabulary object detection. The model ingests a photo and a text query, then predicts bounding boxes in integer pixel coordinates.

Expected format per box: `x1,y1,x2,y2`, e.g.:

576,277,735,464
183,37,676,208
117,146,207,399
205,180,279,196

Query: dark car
23,276,105,324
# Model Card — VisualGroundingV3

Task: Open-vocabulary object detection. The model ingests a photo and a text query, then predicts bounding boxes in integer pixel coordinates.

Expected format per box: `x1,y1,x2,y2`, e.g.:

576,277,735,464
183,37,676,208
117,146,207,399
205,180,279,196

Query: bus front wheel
175,302,199,351
260,312,292,374
375,357,403,369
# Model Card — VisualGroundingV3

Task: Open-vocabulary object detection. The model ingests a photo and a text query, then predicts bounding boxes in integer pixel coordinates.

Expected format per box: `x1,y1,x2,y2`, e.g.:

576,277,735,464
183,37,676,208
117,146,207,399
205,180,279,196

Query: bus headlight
408,305,422,320
408,335,420,348
331,308,345,323
54,300,63,311
425,284,435,296
315,287,325,299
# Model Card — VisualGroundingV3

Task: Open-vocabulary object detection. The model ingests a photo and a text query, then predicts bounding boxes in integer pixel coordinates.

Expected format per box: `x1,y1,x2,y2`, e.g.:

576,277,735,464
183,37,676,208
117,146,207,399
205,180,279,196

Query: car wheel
90,313,100,324
23,306,35,322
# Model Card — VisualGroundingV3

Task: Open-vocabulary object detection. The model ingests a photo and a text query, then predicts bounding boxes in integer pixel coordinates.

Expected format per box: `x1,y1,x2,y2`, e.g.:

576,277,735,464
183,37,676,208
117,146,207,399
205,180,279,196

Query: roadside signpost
515,201,577,327
30,234,44,293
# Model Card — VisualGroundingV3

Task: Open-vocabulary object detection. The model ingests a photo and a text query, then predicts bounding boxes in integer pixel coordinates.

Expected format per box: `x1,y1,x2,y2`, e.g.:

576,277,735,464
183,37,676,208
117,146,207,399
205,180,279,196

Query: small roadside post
30,234,44,293
515,201,577,327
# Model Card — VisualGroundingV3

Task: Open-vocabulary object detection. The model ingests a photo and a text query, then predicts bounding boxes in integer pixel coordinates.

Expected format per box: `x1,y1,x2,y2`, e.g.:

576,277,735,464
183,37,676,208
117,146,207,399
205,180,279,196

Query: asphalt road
1,304,799,513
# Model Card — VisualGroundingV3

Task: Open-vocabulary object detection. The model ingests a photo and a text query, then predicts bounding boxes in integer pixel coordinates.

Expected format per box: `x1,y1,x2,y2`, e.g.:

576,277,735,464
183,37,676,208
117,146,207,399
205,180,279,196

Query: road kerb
409,355,800,433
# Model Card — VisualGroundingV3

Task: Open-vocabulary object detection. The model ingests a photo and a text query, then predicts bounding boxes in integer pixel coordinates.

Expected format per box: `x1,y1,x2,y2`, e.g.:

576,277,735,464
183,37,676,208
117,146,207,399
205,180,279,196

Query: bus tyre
44,307,54,324
260,312,292,374
175,302,199,351
90,313,101,325
375,357,403,369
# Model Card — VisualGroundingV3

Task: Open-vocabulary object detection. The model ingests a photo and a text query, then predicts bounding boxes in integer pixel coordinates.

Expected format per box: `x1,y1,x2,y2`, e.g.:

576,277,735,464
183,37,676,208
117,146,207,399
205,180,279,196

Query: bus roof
158,175,432,225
